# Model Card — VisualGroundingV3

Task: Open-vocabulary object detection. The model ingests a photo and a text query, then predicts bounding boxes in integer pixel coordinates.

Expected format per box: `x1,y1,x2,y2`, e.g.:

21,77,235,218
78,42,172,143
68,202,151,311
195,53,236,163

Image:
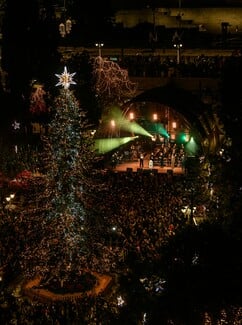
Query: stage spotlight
94,136,137,154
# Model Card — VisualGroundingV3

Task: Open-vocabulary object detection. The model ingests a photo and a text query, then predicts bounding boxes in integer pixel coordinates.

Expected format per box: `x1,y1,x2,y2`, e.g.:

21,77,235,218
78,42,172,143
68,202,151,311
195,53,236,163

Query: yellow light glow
153,113,158,121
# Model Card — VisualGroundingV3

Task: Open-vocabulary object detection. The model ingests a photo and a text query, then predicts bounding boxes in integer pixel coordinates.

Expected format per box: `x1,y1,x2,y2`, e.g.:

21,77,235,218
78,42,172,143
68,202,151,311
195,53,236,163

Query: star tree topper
55,66,76,89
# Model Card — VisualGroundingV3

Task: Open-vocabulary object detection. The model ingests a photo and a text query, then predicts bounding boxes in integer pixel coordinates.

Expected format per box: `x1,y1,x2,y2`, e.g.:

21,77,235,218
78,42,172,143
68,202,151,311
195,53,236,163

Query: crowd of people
0,163,214,324
0,46,240,323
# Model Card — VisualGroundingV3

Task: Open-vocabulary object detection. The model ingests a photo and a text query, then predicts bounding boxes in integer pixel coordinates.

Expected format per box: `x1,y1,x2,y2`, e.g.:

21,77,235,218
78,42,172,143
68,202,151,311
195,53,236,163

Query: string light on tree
55,66,76,90
92,56,137,107
18,65,102,284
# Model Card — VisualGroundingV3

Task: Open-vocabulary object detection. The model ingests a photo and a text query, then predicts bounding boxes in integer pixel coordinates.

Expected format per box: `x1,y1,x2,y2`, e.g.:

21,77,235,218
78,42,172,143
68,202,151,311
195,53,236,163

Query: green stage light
177,132,189,144
109,106,152,137
121,120,152,137
151,123,169,137
185,136,198,156
94,136,137,154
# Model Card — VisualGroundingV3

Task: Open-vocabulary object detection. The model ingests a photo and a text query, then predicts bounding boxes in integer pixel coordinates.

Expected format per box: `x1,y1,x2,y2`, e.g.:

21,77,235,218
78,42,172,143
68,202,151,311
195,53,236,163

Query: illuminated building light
170,133,176,140
153,113,158,121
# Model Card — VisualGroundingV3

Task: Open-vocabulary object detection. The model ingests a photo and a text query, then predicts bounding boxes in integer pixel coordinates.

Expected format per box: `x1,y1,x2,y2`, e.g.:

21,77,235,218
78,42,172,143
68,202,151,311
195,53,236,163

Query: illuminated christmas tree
20,67,102,283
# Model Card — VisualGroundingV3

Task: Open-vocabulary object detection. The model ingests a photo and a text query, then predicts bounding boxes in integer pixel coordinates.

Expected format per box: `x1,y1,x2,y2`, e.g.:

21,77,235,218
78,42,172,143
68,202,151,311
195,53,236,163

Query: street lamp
95,42,104,57
172,30,183,64
173,42,183,64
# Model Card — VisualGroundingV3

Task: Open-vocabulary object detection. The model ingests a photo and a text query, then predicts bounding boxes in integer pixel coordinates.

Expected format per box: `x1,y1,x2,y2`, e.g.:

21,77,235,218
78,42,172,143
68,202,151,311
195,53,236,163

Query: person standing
149,158,154,169
139,153,144,168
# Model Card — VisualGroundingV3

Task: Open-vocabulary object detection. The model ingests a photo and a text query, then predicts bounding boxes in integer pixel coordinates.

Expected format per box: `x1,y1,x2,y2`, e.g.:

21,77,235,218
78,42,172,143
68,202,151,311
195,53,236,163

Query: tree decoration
18,68,104,286
55,66,76,90
12,120,20,130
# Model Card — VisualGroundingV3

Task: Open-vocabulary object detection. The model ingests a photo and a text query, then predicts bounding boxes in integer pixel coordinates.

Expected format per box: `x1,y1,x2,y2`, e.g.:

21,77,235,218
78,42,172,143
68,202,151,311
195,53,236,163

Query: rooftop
111,0,242,10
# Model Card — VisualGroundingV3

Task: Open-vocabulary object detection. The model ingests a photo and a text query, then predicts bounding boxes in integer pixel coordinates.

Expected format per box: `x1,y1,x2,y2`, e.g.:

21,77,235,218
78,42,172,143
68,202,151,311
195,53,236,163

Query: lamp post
173,42,183,64
95,42,104,57
173,0,183,65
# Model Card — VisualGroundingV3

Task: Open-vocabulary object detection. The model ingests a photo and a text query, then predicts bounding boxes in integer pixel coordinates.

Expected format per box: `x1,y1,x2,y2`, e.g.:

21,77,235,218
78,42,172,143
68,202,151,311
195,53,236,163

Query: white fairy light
142,313,147,324
92,56,137,105
12,120,20,130
55,66,76,90
117,295,125,306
